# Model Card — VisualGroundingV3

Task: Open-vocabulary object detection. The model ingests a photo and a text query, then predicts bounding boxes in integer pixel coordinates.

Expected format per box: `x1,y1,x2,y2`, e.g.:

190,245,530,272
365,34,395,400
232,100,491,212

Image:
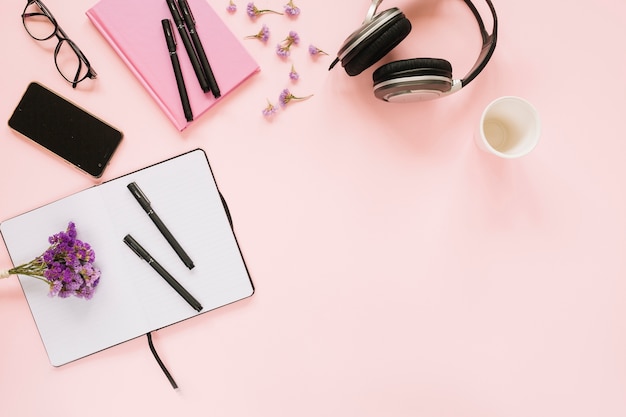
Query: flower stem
3,258,49,284
1,268,49,284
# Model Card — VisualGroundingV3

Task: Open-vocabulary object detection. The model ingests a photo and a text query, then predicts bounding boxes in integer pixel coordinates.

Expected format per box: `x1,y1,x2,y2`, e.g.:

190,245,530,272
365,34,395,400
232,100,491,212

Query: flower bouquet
1,222,101,299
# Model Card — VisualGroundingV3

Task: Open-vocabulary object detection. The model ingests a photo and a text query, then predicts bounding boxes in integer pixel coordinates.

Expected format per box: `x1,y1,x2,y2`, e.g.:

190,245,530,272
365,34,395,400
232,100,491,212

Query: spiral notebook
86,0,259,131
0,149,254,366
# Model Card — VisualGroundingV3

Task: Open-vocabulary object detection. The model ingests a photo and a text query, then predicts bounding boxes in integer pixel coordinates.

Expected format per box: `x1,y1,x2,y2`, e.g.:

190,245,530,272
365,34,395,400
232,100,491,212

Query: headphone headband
329,0,498,99
460,0,498,86
363,0,384,23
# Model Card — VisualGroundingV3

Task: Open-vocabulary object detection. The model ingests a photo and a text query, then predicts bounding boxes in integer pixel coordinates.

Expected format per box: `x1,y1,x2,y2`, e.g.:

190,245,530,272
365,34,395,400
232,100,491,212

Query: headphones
329,0,498,102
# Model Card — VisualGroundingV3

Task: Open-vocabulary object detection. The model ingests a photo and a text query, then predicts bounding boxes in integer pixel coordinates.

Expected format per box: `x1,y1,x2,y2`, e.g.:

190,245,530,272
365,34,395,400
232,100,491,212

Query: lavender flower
276,43,291,57
289,64,299,81
0,222,101,299
284,0,300,16
246,2,283,19
245,24,270,42
275,30,300,58
286,30,300,45
262,99,279,117
309,44,328,56
226,0,237,13
278,88,313,107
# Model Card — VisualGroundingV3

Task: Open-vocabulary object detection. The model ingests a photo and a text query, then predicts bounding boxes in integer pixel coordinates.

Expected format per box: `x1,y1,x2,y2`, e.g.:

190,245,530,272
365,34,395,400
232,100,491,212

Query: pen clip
127,181,152,212
124,234,147,260
178,0,195,26
161,19,177,52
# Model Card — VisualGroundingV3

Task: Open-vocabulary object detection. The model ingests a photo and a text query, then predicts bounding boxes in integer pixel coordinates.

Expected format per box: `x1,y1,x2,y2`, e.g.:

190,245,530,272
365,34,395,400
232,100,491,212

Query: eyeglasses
22,0,97,88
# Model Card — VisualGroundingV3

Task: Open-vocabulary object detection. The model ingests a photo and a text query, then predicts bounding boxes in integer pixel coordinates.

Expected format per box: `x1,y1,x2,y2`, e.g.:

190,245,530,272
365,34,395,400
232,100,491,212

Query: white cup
475,96,541,158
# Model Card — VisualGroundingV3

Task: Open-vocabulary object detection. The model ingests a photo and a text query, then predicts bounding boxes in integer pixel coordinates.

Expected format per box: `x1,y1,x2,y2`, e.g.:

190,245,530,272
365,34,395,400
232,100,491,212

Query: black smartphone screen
8,82,123,178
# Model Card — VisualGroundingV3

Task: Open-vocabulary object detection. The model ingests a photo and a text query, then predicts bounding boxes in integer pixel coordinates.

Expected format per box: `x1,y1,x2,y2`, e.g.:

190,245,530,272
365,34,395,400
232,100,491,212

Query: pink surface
1,1,626,416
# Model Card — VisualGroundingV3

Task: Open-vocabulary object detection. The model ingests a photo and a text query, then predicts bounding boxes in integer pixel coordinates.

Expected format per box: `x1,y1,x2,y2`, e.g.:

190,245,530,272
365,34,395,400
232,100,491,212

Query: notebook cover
86,0,259,131
0,149,254,366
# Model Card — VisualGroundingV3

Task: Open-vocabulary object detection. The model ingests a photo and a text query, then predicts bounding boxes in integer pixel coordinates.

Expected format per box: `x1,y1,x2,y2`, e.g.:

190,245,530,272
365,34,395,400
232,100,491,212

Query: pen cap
161,19,177,52
123,234,148,259
166,0,184,24
178,0,195,25
127,182,152,212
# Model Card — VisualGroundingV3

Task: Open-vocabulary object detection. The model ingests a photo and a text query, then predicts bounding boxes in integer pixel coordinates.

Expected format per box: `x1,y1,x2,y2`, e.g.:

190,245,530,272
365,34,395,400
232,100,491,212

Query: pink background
2,1,626,416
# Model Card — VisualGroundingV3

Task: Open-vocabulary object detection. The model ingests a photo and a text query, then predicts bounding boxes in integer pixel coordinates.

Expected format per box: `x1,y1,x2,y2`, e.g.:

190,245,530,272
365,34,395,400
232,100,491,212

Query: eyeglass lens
22,1,94,86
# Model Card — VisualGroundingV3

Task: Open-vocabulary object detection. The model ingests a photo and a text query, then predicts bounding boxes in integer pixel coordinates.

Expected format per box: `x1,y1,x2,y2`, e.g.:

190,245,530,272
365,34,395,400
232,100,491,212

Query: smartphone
8,82,123,178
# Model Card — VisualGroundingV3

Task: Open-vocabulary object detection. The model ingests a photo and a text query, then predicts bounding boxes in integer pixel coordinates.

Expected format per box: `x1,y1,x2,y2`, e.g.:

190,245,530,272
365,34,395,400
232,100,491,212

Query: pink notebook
87,0,259,131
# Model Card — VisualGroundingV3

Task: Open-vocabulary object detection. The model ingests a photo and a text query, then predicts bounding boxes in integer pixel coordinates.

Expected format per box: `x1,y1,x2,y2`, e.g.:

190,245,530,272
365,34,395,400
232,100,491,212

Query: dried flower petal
276,44,290,57
286,30,300,45
289,64,299,81
284,0,300,17
275,30,299,58
247,2,283,19
245,24,270,42
226,0,237,13
262,99,279,117
309,44,328,56
279,88,313,107
4,222,101,299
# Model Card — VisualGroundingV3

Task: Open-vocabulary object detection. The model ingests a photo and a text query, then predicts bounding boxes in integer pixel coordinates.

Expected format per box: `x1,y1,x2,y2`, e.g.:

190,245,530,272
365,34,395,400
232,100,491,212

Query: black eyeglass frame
21,0,97,88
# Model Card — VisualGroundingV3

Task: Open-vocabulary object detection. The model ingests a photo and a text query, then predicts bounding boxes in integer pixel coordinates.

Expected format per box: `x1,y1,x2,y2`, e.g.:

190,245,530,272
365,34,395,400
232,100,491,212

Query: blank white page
0,149,254,366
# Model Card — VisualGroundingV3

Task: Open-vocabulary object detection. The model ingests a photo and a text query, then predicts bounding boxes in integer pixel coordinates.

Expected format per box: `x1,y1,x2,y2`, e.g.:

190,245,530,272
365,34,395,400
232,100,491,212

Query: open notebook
86,0,259,131
0,149,254,366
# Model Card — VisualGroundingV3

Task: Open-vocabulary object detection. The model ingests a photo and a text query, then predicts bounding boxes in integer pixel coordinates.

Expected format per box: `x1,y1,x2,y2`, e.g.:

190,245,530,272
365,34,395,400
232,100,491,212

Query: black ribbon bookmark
147,332,178,389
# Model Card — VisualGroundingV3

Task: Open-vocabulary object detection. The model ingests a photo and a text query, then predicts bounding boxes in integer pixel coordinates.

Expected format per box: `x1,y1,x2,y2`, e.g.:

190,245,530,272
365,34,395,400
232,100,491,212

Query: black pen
127,181,195,269
124,234,203,312
161,18,193,122
166,0,210,93
177,0,221,98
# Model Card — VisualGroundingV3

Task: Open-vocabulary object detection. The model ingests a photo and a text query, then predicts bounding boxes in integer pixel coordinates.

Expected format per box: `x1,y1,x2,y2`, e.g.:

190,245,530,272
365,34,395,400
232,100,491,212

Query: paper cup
475,96,541,158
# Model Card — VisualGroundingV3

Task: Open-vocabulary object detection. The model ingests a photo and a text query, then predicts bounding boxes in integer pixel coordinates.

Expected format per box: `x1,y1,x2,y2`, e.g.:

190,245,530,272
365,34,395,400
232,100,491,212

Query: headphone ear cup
373,58,453,84
372,58,455,101
343,13,412,76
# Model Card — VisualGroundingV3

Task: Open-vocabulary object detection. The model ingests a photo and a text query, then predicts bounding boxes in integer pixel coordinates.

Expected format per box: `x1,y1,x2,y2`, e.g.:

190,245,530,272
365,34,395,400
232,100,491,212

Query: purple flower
262,99,279,117
278,88,313,107
276,43,291,57
289,65,299,81
2,222,101,300
287,30,300,45
246,2,283,19
284,0,300,16
309,44,328,56
275,30,299,58
245,24,270,42
226,0,237,13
